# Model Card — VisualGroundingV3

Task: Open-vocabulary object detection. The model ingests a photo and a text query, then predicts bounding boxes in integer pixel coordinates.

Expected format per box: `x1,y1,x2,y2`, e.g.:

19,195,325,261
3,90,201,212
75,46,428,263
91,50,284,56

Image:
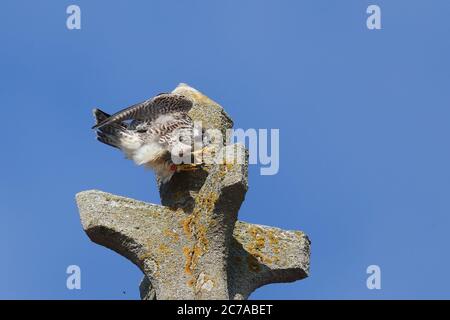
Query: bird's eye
136,128,147,133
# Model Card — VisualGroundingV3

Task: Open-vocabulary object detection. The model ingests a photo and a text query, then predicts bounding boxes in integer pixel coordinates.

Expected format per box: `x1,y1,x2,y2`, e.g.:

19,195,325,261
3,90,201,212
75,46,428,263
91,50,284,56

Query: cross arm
229,221,310,299
75,190,175,272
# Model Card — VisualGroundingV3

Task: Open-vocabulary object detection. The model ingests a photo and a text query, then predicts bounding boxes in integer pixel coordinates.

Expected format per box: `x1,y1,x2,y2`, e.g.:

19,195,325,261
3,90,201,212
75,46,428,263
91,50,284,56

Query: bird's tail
92,108,126,149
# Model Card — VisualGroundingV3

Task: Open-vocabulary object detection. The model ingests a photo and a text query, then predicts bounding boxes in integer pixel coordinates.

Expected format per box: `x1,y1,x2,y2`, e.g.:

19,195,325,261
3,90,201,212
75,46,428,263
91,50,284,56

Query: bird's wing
92,93,193,129
162,117,193,145
93,108,128,129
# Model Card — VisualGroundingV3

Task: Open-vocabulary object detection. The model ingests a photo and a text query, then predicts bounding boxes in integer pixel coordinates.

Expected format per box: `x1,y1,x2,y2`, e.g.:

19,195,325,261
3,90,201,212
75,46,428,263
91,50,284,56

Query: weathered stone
76,189,310,299
76,84,310,299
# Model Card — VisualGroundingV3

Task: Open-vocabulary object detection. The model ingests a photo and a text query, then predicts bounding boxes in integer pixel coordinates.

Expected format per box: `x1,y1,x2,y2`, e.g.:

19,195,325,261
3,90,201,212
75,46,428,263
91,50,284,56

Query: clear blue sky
1,0,449,299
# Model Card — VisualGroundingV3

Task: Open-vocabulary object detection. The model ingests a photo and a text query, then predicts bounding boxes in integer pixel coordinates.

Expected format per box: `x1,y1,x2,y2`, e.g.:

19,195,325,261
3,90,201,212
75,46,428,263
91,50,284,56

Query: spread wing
92,93,193,129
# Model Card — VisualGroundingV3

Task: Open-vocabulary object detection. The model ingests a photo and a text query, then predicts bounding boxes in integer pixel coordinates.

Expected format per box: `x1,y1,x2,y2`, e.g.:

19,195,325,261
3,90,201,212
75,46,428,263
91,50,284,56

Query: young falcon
92,93,203,183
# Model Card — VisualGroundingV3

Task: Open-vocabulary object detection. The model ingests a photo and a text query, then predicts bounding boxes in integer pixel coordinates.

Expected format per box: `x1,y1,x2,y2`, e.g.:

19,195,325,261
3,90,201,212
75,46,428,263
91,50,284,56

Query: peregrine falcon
92,93,202,183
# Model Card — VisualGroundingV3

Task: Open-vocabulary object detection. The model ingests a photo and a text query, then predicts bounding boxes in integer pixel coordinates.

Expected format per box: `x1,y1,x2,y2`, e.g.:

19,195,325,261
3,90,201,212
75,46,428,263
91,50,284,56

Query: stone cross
76,84,310,300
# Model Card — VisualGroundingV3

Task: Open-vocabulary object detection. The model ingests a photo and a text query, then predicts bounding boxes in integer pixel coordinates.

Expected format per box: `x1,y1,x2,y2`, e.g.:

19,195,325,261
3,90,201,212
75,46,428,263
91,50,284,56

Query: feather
92,93,193,129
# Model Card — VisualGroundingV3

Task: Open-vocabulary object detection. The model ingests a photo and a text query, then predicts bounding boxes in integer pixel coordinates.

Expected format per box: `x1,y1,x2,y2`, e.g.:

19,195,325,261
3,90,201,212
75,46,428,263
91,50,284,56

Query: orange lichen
187,278,196,287
183,245,204,275
294,231,305,238
163,228,180,243
181,189,221,289
249,226,266,250
158,243,172,255
267,230,280,254
182,216,194,239
243,226,278,265
183,247,194,274
138,252,152,261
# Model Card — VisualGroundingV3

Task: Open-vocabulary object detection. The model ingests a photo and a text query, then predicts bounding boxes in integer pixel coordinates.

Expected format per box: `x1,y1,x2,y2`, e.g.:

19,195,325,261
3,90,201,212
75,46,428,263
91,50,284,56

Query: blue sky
1,0,449,299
